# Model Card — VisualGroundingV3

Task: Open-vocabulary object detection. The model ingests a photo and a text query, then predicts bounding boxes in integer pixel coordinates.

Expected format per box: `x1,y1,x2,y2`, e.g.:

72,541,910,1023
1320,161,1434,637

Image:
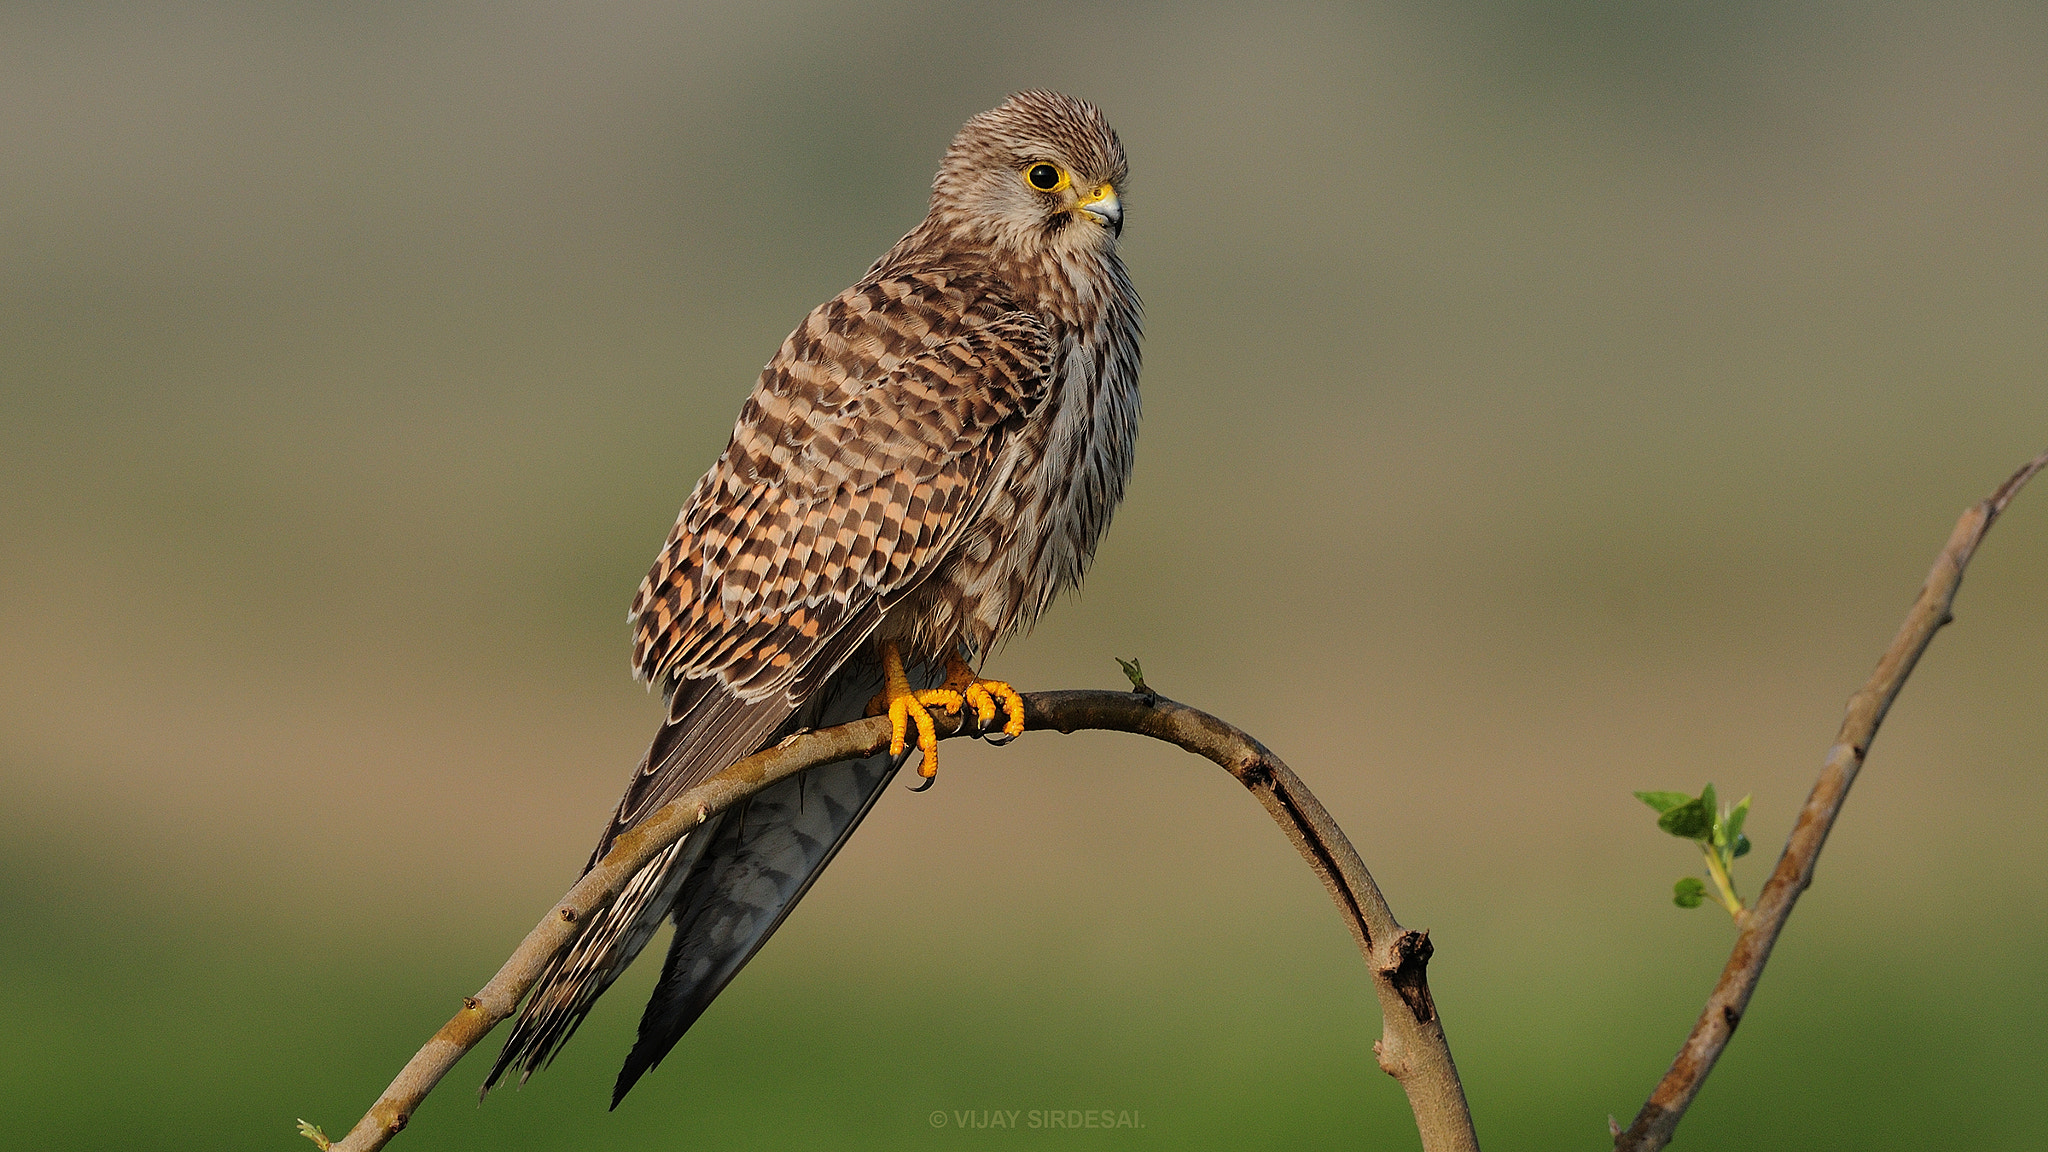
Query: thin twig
1616,447,2048,1152
318,691,1478,1152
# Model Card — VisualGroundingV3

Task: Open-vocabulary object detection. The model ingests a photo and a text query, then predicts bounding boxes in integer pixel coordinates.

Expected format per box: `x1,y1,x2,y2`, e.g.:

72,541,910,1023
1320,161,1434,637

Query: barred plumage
485,90,1142,1106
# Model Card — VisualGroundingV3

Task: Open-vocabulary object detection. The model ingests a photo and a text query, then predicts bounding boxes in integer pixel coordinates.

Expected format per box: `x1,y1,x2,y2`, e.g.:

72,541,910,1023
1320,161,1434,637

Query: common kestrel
484,90,1142,1106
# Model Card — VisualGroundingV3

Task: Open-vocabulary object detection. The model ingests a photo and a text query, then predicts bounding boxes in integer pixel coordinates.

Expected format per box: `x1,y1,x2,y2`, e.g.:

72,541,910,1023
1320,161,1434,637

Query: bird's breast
888,283,1141,662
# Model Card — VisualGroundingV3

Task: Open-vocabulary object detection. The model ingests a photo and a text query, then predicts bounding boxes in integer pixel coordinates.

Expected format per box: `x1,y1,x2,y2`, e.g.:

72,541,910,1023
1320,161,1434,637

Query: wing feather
604,278,1052,840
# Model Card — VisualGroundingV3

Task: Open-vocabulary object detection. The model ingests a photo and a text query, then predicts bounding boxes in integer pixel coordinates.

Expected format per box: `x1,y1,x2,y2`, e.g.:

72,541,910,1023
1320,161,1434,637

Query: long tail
610,660,902,1104
483,654,927,1101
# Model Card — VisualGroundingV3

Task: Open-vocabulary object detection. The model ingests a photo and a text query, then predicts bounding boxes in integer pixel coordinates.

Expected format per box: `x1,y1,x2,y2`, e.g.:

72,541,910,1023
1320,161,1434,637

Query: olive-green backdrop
5,2,2046,1148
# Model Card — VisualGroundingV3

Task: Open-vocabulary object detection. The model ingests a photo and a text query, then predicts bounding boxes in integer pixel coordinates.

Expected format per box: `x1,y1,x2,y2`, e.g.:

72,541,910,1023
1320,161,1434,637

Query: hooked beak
1076,183,1122,236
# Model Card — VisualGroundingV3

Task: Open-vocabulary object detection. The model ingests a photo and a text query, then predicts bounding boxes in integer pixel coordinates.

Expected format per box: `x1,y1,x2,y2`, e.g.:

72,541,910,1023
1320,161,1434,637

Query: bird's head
928,90,1128,257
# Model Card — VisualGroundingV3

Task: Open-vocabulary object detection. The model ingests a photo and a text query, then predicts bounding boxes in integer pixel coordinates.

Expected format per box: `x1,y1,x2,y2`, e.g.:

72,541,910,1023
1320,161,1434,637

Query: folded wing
483,279,1052,1096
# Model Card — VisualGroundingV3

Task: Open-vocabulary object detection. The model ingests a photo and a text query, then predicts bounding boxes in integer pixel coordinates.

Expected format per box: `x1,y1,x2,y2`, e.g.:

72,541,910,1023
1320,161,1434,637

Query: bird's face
1016,157,1123,238
929,91,1129,259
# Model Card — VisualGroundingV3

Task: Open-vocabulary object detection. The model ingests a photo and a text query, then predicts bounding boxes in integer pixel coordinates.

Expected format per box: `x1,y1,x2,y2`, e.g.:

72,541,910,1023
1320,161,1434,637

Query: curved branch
315,691,1478,1152
1615,446,2048,1152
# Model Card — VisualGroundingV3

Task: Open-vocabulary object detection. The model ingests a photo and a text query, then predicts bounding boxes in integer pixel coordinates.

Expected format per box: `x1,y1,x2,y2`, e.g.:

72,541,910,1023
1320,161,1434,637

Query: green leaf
1733,833,1752,859
1635,790,1693,814
1657,794,1714,840
1115,657,1148,692
1672,877,1706,908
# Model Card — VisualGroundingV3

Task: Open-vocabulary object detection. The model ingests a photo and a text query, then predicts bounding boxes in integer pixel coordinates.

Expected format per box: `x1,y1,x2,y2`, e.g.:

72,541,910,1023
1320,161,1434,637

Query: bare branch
1616,446,2048,1152
319,691,1478,1152
1021,692,1477,1152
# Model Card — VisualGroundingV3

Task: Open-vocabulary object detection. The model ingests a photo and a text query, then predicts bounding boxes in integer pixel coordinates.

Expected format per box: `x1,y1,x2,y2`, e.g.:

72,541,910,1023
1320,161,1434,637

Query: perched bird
483,90,1141,1106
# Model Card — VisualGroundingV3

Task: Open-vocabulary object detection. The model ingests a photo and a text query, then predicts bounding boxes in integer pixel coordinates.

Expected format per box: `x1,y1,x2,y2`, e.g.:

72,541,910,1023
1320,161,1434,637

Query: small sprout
297,1120,332,1150
1725,794,1753,858
1636,784,1755,922
1115,656,1153,696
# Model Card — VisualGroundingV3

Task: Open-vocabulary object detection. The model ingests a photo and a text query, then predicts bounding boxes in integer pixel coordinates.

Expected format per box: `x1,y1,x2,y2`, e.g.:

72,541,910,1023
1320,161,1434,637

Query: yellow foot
866,642,963,781
941,653,1026,745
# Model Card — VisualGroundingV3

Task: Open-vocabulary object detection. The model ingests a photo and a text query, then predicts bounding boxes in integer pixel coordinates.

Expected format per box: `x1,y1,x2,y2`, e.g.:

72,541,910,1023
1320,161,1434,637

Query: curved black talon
981,729,1017,747
905,770,938,793
887,744,916,776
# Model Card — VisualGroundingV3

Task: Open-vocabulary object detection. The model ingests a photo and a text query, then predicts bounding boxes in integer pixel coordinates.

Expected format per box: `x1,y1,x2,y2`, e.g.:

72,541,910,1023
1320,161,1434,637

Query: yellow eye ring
1024,163,1069,193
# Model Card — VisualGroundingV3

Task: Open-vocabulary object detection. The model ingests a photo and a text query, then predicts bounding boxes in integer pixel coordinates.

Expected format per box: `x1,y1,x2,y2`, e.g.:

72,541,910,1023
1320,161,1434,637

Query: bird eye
1025,163,1067,192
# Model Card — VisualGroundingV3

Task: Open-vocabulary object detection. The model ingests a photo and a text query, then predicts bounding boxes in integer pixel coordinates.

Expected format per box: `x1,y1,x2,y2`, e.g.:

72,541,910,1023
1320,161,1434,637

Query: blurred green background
4,2,2046,1148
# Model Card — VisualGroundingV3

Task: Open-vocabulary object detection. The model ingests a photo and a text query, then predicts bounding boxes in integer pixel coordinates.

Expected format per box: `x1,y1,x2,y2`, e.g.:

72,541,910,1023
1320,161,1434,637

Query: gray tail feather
610,656,914,1106
609,741,902,1104
481,824,717,1094
483,653,932,1102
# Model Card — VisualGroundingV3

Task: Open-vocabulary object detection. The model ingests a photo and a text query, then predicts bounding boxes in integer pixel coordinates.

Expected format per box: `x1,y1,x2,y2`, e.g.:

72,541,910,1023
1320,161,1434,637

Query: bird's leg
940,652,1027,744
866,640,964,780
